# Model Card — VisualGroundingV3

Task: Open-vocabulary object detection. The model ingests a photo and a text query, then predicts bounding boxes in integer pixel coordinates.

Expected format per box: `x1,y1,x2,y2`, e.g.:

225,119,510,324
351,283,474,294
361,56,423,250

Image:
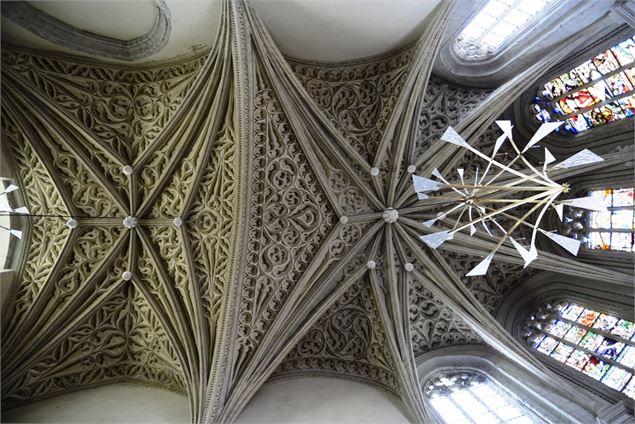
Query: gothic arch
513,24,635,157
416,345,603,423
497,271,634,404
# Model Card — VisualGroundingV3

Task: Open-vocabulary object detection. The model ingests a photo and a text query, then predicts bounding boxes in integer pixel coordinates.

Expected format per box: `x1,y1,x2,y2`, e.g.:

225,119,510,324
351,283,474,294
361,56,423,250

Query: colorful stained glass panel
622,377,635,400
601,367,632,391
531,36,635,134
550,343,574,362
565,349,590,371
582,357,610,380
619,95,635,115
618,346,635,368
596,339,625,361
610,232,634,251
563,326,587,344
612,319,635,339
531,333,546,348
593,314,619,332
575,61,598,84
578,310,600,327
607,72,634,96
561,304,584,321
593,52,620,74
612,188,634,206
537,336,558,355
565,115,590,132
611,38,635,66
547,320,571,338
591,211,611,229
579,332,603,351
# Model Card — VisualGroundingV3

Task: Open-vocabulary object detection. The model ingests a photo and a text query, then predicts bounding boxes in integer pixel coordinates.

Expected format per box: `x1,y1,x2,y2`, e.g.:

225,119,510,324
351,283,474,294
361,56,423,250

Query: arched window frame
497,272,634,405
0,146,26,311
433,0,626,87
540,169,634,274
530,34,635,136
423,367,545,423
454,0,562,62
514,25,634,156
416,345,605,423
525,301,635,399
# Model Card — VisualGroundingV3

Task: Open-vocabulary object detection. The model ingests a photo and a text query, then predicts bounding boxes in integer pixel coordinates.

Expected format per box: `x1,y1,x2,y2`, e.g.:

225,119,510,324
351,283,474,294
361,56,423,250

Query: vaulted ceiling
1,1,633,423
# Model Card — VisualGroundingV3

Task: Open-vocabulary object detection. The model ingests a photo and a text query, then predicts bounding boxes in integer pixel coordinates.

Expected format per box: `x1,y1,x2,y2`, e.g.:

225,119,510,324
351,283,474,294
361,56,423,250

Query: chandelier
0,183,28,239
412,121,606,276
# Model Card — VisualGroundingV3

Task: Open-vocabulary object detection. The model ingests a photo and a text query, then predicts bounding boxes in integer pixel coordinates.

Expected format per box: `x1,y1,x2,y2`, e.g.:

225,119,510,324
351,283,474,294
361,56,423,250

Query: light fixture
0,182,29,239
412,121,605,276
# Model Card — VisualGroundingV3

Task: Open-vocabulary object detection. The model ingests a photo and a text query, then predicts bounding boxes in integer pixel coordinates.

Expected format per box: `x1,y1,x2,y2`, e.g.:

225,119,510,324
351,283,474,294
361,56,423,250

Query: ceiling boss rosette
412,121,606,276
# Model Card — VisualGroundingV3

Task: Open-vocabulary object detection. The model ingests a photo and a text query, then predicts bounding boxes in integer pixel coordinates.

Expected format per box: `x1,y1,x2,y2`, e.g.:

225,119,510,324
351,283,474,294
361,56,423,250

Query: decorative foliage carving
444,251,537,315
234,71,336,372
291,48,413,165
275,276,398,392
415,75,490,158
409,274,481,355
2,279,129,408
123,285,187,393
1,49,207,160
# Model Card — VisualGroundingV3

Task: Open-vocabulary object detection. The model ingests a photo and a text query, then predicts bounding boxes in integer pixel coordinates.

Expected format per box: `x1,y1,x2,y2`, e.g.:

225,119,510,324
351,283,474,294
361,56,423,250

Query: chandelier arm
450,189,557,235
435,174,468,197
480,153,521,186
505,134,560,188
483,193,557,259
528,192,562,247
451,205,469,231
444,183,553,192
461,142,553,187
435,202,470,222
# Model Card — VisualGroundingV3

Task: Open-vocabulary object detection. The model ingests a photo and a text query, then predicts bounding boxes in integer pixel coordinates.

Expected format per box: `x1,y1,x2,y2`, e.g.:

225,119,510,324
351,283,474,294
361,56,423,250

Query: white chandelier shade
413,121,606,277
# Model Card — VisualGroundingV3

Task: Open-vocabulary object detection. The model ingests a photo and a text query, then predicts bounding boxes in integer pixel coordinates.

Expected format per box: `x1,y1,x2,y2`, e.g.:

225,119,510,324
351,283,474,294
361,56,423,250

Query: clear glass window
455,0,558,60
585,188,634,252
424,371,543,423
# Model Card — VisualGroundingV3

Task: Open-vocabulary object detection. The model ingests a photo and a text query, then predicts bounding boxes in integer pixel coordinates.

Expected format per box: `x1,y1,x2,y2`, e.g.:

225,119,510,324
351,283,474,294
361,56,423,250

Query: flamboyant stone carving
2,1,629,423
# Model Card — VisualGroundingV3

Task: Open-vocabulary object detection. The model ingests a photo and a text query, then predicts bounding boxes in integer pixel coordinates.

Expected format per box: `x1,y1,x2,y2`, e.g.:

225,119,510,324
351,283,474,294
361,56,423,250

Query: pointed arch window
565,187,634,252
526,302,635,399
423,370,543,423
585,188,634,252
531,35,635,135
455,0,558,60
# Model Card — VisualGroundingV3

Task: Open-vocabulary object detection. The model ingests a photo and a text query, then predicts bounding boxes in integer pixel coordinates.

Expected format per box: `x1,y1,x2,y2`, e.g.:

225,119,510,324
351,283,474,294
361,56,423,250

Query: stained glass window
532,35,635,135
526,302,635,399
585,188,635,252
456,0,558,59
424,371,544,423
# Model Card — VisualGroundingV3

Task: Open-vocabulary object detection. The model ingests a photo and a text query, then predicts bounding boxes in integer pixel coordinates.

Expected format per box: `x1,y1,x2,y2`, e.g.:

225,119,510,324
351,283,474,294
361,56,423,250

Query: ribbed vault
1,1,633,423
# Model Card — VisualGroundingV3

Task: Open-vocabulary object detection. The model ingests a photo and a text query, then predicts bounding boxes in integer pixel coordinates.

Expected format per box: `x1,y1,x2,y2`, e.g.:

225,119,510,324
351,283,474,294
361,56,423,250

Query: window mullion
551,90,635,122
552,314,635,346
535,328,634,374
549,65,633,104
449,395,478,424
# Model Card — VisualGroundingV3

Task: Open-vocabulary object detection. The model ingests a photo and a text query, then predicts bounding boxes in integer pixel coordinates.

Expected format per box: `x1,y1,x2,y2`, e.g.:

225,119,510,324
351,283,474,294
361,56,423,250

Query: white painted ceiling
2,0,441,64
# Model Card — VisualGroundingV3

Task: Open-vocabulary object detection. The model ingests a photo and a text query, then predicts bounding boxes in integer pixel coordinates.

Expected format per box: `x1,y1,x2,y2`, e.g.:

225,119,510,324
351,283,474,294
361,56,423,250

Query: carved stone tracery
2,1,625,423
